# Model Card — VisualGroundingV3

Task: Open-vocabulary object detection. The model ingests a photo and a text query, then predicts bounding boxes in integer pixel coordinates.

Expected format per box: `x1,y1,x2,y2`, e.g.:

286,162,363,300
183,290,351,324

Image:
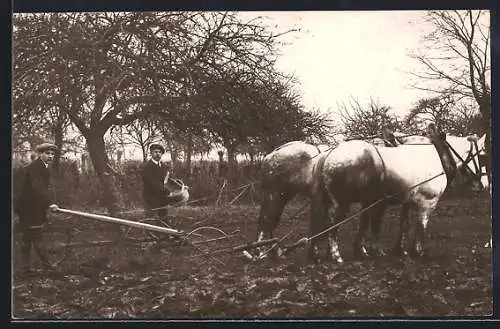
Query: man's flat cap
36,143,58,153
149,143,165,153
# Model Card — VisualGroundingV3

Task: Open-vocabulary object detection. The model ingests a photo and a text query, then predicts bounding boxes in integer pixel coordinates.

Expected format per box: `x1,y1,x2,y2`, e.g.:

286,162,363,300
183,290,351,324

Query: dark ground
12,194,492,319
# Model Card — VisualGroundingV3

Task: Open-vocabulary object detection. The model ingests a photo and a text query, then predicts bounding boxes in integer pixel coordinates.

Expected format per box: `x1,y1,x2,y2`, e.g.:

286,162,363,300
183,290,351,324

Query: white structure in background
12,141,35,167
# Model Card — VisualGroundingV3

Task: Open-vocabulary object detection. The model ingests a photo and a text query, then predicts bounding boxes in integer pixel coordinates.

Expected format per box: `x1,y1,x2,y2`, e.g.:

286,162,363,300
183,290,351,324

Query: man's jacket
14,158,53,227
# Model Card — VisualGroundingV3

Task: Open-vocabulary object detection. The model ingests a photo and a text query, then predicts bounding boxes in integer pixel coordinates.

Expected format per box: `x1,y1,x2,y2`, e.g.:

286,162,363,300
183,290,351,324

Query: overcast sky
239,11,441,119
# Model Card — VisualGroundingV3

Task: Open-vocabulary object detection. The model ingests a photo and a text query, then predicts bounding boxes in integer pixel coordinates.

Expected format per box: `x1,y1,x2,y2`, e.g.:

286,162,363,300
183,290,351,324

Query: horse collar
373,146,387,184
446,138,483,181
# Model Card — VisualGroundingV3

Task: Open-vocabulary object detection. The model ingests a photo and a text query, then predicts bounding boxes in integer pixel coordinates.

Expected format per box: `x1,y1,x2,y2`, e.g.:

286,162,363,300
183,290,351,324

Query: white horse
308,124,486,263
355,131,488,258
253,136,415,259
255,141,328,247
393,132,489,191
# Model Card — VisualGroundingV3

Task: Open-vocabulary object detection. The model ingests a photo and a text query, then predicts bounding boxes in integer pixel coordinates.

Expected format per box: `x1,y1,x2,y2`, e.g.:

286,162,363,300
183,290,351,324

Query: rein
308,171,446,243
445,138,485,183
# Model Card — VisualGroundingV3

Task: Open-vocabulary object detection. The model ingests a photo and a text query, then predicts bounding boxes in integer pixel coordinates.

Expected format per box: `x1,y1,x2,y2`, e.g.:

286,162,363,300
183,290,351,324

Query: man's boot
21,234,33,273
37,247,55,271
21,250,33,273
32,230,55,271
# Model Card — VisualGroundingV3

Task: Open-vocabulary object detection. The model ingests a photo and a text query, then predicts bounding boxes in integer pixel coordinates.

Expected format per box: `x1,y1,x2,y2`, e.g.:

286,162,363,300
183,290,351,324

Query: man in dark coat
141,143,171,221
14,143,60,273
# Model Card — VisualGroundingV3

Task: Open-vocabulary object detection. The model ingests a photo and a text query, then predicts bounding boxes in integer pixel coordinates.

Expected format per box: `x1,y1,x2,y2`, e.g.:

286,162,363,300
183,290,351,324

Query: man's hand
49,204,59,212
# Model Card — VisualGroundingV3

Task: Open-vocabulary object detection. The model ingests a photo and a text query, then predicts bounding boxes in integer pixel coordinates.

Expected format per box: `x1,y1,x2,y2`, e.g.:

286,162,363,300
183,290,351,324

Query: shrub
14,156,483,215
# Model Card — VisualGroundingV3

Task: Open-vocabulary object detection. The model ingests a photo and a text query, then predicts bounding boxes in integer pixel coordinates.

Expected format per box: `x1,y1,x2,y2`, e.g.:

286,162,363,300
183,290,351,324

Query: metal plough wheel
182,226,239,264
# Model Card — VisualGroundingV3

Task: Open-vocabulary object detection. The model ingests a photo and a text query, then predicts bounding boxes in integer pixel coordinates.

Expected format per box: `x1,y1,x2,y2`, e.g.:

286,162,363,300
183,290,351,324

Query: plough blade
232,237,280,252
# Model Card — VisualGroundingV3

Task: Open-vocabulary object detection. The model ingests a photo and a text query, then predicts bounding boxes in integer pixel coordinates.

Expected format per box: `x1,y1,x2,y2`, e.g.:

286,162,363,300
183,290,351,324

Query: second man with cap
141,143,171,226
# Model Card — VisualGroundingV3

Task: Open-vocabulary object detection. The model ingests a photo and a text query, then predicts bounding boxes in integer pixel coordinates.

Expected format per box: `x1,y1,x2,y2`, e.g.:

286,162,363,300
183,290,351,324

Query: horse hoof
327,255,344,264
267,247,284,260
353,250,371,260
409,249,424,258
353,245,370,259
370,248,386,258
307,258,319,264
392,246,408,257
242,250,256,261
307,254,321,264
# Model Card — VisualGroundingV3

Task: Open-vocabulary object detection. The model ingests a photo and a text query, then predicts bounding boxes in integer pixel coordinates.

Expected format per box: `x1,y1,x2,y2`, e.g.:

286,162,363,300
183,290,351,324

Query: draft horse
255,141,329,248
308,124,486,263
353,130,489,258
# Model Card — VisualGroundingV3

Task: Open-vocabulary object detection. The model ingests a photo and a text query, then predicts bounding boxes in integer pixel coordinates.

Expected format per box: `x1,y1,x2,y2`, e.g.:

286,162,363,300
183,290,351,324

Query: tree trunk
226,144,238,183
483,119,491,192
249,150,255,164
226,146,237,167
141,144,148,163
86,133,121,217
185,132,193,177
479,99,491,191
169,144,179,170
52,118,64,172
116,149,123,166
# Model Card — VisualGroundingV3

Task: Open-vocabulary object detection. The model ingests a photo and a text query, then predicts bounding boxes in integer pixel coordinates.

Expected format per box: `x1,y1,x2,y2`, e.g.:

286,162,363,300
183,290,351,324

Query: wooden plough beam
54,208,300,260
54,208,184,236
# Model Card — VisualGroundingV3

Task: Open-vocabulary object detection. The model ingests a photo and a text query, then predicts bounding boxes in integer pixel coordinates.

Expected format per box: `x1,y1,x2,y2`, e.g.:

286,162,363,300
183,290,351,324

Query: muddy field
12,194,492,319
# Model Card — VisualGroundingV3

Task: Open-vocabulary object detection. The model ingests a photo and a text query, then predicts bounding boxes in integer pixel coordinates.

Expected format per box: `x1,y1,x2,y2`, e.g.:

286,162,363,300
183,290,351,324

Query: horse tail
312,146,336,196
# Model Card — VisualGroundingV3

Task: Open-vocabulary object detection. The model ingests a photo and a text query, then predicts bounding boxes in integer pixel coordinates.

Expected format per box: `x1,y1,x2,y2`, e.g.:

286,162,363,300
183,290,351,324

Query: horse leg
267,190,296,259
353,207,371,259
256,191,279,241
410,207,430,258
307,191,329,263
368,202,387,257
393,203,411,257
326,201,347,264
256,190,294,259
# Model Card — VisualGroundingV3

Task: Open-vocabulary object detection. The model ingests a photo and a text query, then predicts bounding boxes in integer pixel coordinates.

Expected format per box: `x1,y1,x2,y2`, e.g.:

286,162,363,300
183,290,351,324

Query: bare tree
338,97,402,139
446,103,484,136
301,108,339,146
409,10,491,182
111,116,162,163
404,96,455,132
13,12,294,215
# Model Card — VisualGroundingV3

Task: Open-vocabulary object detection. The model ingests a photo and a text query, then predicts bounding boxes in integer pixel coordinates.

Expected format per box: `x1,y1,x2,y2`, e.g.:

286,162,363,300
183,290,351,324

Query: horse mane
273,141,306,152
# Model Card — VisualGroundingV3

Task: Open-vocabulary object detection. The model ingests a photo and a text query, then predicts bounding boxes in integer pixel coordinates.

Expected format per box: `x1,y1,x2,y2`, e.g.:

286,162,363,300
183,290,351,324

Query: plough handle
54,208,184,235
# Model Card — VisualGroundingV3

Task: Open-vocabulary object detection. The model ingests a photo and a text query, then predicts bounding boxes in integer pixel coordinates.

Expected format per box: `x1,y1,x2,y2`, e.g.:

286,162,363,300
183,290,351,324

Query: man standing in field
14,142,60,273
141,143,171,224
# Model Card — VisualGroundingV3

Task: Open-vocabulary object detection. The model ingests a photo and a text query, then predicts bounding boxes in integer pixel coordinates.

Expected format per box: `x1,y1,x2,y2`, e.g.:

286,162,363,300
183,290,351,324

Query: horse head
426,124,458,185
443,132,487,193
465,133,488,192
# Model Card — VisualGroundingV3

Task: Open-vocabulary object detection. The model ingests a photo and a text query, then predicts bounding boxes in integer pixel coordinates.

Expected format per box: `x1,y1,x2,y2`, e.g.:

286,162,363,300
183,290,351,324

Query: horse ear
426,123,437,136
382,128,394,138
479,133,487,147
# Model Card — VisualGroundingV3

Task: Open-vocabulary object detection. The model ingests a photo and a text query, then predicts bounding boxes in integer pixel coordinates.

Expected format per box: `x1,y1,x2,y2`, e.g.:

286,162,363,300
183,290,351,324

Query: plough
55,208,183,236
52,208,289,261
